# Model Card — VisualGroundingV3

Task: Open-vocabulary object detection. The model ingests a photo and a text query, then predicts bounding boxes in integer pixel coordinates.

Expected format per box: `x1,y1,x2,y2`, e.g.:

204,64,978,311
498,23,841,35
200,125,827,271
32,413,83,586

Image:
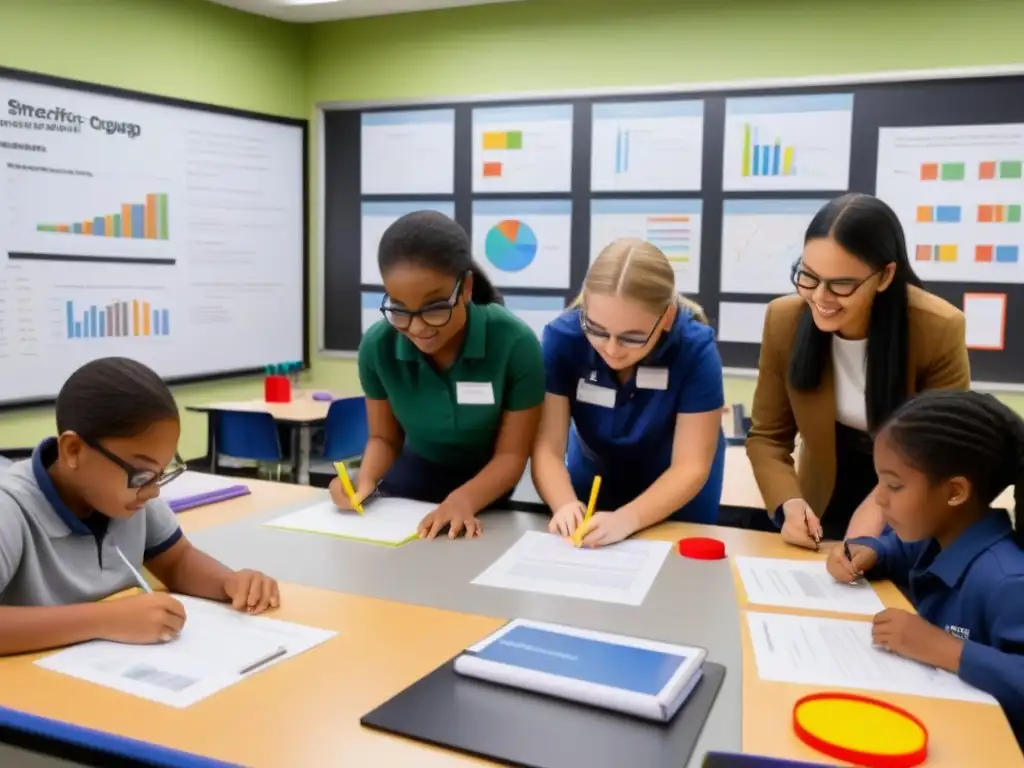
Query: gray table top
188,494,743,766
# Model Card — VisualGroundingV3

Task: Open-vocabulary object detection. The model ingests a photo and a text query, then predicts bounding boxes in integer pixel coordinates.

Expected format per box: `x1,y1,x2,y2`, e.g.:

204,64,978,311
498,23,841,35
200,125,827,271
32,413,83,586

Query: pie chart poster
471,199,572,289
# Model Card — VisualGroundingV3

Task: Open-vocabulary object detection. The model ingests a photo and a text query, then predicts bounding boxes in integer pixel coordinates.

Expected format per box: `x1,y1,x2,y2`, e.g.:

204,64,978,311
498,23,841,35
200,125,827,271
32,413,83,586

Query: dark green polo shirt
357,302,545,467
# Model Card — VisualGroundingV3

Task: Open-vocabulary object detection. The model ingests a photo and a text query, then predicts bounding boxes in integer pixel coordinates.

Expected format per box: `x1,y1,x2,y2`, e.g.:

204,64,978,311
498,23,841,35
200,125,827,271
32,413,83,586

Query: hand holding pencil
329,462,374,514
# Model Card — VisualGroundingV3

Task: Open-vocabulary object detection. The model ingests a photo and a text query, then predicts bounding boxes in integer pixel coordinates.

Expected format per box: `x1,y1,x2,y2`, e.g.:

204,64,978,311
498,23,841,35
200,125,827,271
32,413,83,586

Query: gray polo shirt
0,438,183,607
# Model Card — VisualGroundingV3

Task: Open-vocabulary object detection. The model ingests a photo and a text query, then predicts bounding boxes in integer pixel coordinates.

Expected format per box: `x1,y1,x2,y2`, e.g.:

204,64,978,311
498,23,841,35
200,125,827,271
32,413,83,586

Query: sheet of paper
264,497,434,545
735,556,885,615
36,596,335,708
745,611,997,704
163,471,247,502
471,530,671,606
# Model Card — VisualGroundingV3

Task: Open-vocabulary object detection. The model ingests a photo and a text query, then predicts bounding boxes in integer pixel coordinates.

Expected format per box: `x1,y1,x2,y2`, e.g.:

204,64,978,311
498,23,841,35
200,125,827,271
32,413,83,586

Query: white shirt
832,335,868,432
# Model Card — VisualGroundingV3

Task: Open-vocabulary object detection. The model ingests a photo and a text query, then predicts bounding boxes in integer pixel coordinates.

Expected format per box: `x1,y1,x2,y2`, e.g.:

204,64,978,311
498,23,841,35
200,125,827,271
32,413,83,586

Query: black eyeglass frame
379,274,466,330
579,306,669,349
86,440,186,489
790,261,883,298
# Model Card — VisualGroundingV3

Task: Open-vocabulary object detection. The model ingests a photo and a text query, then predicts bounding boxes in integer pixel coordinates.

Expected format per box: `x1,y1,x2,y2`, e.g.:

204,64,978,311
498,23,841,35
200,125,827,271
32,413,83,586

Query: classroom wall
4,0,1024,458
0,0,307,459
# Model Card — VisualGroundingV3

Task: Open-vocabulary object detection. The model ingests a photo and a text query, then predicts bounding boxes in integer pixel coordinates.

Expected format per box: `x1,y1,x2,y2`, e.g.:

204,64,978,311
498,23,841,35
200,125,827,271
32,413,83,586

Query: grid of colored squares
914,244,1020,264
977,204,1022,223
741,124,795,177
65,299,170,340
481,130,523,179
979,160,1023,180
37,194,169,240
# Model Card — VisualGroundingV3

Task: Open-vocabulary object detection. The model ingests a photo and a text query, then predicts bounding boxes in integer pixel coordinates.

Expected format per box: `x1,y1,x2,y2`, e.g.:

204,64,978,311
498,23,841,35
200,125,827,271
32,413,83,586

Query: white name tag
636,367,669,390
456,381,495,405
577,380,616,408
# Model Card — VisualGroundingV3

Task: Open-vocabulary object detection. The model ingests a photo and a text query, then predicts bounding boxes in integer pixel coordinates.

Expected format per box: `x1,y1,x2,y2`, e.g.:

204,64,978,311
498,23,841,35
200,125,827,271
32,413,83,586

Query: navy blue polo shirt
541,306,726,523
851,510,1024,746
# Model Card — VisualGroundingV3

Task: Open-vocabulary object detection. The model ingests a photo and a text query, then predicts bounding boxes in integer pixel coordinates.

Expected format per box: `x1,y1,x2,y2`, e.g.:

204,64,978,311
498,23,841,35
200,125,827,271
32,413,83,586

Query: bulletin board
318,68,1024,386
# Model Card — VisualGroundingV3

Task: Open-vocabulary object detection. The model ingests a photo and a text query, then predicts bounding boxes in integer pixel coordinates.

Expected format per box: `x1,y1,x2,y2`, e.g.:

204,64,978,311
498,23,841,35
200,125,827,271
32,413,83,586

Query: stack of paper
734,556,885,615
471,531,672,606
264,497,435,546
36,596,336,707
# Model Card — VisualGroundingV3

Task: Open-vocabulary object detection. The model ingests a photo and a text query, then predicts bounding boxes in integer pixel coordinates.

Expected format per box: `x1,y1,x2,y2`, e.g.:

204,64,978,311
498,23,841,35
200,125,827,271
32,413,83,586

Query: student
827,390,1024,746
330,211,544,539
531,238,725,546
0,357,279,656
746,193,970,548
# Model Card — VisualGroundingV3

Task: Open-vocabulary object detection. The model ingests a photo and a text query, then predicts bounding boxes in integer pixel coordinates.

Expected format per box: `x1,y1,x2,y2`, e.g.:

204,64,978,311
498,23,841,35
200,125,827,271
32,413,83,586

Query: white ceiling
204,0,529,23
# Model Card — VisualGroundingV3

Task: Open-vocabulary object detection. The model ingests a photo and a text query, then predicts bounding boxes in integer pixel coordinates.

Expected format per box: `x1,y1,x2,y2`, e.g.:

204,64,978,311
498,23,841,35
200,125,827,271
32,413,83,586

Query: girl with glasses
330,211,545,540
531,238,726,547
746,193,970,550
0,357,279,655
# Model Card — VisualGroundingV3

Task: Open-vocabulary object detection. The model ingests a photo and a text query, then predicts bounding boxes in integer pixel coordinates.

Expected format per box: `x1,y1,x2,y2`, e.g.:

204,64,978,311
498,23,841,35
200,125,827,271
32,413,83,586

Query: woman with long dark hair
746,193,970,548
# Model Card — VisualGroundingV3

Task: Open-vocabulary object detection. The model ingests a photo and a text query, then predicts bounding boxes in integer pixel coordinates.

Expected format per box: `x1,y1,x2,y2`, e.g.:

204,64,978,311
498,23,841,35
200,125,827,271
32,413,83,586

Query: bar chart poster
37,194,169,240
472,105,573,193
65,298,170,340
720,199,828,295
722,94,854,191
471,199,572,289
360,201,455,285
589,199,703,295
361,110,455,195
590,101,704,192
875,123,1024,284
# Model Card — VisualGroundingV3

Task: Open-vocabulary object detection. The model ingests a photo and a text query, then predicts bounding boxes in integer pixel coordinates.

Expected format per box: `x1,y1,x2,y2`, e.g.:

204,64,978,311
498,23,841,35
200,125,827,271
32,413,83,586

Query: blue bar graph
74,321,82,338
65,299,171,340
615,128,630,174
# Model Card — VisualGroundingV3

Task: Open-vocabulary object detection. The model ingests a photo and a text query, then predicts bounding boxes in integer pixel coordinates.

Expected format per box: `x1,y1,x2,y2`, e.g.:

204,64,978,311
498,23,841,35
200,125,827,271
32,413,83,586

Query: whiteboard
0,68,306,406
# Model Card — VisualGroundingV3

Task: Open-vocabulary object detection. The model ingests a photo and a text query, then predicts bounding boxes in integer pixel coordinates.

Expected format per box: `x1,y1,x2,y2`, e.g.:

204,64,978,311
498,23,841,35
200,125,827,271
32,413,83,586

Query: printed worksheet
735,556,885,615
471,531,671,606
264,497,435,546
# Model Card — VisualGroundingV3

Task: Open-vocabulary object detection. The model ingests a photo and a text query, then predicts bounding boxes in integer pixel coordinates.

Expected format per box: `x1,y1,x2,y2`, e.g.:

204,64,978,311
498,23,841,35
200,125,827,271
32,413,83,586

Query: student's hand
827,542,877,583
222,569,280,614
328,478,371,511
418,495,481,540
579,510,638,548
99,592,187,644
780,498,824,550
549,501,585,537
872,608,964,672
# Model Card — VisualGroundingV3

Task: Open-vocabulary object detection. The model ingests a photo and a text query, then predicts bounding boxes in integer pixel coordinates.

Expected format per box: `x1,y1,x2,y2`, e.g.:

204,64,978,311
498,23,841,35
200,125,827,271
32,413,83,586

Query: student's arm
956,575,1024,713
531,325,582,513
617,335,724,530
921,312,971,391
353,341,404,494
844,494,886,539
449,334,545,513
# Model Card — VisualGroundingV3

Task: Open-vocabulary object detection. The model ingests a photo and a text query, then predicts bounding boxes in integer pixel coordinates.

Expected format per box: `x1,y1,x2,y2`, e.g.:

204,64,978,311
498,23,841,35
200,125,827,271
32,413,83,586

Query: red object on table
677,537,726,560
264,375,292,403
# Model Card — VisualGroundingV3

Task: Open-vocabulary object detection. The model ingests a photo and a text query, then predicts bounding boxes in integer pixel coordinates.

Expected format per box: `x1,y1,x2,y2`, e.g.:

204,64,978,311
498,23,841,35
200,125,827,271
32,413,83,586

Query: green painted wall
4,0,1024,458
0,0,307,459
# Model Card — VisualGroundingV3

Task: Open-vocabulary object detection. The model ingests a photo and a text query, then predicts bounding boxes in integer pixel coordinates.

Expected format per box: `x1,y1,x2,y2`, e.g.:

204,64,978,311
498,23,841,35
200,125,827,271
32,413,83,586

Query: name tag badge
456,381,495,406
636,367,669,390
577,379,615,409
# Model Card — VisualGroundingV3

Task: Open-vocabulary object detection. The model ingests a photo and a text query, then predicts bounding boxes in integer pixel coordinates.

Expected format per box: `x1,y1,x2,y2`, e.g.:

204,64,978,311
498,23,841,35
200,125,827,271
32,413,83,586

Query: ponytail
677,295,708,325
469,260,503,305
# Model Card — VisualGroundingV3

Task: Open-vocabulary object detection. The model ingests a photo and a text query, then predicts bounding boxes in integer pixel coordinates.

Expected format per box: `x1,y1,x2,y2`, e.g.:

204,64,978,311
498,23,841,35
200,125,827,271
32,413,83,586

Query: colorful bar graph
920,162,965,181
916,205,961,223
644,215,693,262
65,299,170,340
482,130,523,150
978,204,1023,223
37,194,169,240
741,124,795,177
914,244,958,263
979,160,1023,180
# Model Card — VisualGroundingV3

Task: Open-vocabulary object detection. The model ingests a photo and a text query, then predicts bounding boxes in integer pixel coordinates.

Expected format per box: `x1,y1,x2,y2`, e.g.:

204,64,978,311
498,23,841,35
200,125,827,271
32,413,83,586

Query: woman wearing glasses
332,211,544,540
0,357,279,655
531,238,726,547
746,193,970,550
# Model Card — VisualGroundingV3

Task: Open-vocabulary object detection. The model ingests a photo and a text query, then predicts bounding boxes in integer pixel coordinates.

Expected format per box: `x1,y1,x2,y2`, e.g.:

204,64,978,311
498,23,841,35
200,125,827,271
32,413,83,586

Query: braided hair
876,390,1024,522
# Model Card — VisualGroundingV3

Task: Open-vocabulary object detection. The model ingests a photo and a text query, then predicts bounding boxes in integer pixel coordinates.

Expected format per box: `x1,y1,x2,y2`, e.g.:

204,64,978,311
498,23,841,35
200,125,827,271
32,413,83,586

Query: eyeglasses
790,262,881,298
579,308,665,349
86,440,186,489
380,276,464,330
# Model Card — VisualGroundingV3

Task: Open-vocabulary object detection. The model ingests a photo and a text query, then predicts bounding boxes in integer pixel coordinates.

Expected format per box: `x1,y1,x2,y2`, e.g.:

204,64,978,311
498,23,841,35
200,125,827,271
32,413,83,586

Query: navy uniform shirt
541,306,726,523
852,510,1024,746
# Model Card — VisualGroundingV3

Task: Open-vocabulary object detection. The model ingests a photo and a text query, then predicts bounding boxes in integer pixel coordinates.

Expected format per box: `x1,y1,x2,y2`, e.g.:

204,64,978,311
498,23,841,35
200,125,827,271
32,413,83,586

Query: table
186,395,331,485
0,477,1018,767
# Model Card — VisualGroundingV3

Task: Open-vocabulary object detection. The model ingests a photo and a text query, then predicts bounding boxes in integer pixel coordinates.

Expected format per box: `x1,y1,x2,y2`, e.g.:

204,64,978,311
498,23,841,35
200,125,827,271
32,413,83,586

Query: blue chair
213,411,288,481
321,396,369,466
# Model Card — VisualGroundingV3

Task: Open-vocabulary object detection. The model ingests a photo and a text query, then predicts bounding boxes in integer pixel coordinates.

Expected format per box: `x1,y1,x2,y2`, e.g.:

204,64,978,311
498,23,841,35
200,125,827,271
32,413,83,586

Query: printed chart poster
360,109,455,195
723,94,854,192
361,291,386,335
504,295,566,340
720,199,828,295
591,100,704,192
471,199,572,289
717,302,769,344
590,199,703,295
875,124,1024,284
472,105,573,193
360,201,455,285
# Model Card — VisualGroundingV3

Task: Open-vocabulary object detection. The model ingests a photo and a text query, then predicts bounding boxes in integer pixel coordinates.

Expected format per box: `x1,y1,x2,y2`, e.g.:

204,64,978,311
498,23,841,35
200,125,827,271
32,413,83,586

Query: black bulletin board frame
318,66,1024,389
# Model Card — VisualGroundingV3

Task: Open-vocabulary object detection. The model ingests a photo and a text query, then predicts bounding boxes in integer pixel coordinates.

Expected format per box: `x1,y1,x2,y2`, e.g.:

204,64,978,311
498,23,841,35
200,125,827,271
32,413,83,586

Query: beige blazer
745,286,971,518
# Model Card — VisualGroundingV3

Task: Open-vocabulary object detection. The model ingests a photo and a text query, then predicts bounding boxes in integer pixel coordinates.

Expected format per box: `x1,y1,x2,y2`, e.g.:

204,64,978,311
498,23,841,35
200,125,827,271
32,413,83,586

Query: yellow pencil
573,475,602,547
334,461,363,514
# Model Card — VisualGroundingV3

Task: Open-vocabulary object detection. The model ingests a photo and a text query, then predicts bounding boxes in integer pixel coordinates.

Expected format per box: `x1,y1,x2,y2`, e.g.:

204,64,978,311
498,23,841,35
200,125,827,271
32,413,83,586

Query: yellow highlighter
572,475,602,548
334,461,364,515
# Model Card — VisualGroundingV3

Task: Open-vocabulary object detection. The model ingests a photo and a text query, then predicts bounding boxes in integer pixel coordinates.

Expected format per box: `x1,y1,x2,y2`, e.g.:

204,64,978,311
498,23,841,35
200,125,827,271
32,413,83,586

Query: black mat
361,658,726,768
